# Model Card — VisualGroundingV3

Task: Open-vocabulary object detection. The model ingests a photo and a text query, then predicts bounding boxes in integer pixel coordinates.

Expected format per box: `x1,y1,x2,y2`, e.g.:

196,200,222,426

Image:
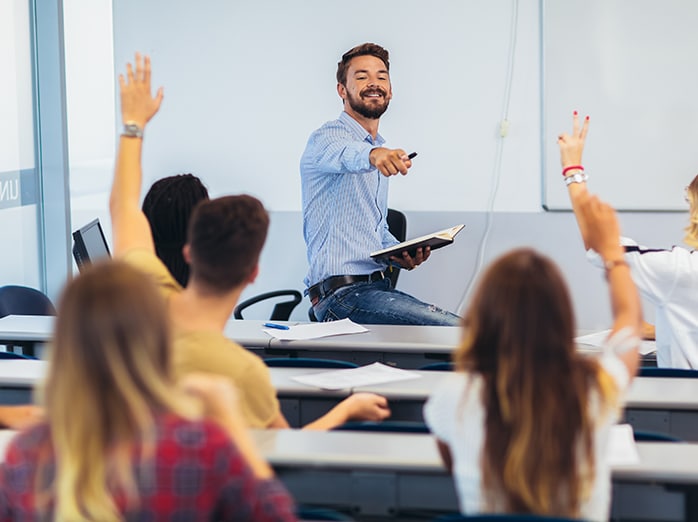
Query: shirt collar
339,111,385,146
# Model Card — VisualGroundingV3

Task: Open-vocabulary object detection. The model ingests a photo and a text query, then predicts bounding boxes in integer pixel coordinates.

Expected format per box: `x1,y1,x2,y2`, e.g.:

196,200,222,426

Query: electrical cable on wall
457,0,520,315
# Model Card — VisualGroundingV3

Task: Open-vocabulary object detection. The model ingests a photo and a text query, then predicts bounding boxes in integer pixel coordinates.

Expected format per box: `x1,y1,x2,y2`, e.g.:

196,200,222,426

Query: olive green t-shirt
122,248,280,428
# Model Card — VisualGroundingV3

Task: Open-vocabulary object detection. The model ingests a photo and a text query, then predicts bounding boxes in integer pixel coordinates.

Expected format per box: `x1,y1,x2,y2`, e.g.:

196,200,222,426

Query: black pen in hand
407,152,418,160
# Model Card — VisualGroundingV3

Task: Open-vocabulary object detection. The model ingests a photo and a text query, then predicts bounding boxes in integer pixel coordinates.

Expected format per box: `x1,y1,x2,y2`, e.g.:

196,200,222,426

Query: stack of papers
263,318,368,341
292,362,421,391
575,329,656,356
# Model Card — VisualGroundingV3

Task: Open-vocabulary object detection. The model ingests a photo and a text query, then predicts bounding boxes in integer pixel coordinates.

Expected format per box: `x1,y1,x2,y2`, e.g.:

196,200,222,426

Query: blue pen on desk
264,322,290,330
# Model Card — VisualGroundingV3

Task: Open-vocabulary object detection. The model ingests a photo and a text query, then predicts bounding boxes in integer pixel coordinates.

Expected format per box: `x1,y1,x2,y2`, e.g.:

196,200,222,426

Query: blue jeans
312,277,461,326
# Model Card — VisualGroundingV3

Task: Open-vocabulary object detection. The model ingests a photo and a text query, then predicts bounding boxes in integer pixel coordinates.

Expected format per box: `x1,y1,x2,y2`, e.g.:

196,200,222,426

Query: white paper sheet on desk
263,318,368,340
607,424,640,465
575,329,656,356
292,362,421,390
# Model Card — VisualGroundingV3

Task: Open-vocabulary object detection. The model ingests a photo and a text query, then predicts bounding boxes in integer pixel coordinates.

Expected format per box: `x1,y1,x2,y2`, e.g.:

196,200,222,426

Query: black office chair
0,285,55,319
333,420,430,433
420,361,455,371
0,285,55,356
433,515,584,522
295,506,355,521
632,428,683,442
233,290,303,321
386,208,407,288
638,367,698,378
264,357,358,369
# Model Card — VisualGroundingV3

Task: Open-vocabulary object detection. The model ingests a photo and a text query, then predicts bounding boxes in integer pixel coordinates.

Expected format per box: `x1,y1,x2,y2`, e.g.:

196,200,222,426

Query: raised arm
576,193,642,377
109,53,164,256
557,111,592,249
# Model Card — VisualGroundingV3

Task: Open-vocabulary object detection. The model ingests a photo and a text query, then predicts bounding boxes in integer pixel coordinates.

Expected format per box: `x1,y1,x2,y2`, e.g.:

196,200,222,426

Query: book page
292,362,422,390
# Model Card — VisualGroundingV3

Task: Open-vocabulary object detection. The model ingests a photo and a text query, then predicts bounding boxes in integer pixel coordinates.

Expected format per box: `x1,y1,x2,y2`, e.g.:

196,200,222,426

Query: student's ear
182,244,192,264
337,82,347,102
247,265,260,284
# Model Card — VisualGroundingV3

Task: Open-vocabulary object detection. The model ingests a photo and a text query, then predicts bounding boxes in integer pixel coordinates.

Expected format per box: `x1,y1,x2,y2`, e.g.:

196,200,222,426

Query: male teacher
301,42,460,325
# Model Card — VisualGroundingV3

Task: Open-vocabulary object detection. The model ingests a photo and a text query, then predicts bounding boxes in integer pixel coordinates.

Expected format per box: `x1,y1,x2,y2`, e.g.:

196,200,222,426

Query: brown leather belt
308,270,386,306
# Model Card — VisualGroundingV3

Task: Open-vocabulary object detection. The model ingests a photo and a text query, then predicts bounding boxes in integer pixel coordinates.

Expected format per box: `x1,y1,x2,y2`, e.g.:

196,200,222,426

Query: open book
370,224,465,262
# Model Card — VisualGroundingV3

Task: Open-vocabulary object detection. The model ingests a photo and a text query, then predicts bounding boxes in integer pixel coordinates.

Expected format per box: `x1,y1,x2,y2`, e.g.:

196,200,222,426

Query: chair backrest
433,515,584,522
420,361,454,371
0,351,38,360
264,357,358,369
295,505,355,521
0,286,56,319
334,420,430,433
632,429,683,442
386,208,407,288
638,367,698,378
233,290,302,321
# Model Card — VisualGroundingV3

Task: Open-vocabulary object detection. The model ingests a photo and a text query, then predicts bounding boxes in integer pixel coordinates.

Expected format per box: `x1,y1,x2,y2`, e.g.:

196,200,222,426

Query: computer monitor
72,218,111,271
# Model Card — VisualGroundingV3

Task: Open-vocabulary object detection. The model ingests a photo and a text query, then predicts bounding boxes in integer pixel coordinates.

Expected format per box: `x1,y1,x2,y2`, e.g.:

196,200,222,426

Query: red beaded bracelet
562,165,584,177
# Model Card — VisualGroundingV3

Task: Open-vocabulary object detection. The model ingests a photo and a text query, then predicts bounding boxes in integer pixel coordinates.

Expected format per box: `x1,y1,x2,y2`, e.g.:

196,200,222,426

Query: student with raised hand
110,53,389,430
0,261,296,521
424,193,641,519
142,173,209,287
559,112,698,368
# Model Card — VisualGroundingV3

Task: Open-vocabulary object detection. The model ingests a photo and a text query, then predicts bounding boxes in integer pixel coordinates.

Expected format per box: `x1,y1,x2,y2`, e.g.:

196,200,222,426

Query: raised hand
118,53,164,128
557,111,589,169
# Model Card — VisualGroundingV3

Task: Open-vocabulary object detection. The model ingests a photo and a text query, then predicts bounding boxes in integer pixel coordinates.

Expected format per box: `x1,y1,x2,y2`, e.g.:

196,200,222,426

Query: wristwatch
565,172,588,186
122,121,143,139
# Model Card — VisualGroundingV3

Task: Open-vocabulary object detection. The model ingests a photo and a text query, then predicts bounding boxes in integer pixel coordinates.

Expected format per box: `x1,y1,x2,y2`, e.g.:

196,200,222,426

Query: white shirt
423,331,635,521
589,237,698,368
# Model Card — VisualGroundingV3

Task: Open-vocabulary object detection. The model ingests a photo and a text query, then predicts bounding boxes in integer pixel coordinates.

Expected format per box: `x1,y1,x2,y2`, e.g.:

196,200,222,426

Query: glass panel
0,0,41,288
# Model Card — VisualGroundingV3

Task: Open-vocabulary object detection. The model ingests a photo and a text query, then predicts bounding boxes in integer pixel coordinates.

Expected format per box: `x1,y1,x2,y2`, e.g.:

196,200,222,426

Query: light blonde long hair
40,261,195,521
684,174,698,248
455,249,618,517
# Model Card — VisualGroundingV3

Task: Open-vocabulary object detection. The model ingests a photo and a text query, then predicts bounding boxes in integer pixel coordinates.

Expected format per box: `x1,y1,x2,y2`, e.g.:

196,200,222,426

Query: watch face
123,123,143,137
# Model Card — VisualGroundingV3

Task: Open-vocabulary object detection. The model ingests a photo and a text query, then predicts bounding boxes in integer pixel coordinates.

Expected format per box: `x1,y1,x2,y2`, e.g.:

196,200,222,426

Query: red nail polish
585,116,590,121
573,110,578,116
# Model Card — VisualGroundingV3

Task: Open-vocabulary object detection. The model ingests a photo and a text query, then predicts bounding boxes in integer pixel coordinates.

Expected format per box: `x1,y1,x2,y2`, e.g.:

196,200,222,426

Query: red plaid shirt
0,414,296,521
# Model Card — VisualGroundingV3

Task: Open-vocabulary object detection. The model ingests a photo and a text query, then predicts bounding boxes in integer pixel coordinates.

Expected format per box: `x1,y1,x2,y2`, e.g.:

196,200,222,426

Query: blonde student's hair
454,248,619,517
684,174,698,248
39,261,196,521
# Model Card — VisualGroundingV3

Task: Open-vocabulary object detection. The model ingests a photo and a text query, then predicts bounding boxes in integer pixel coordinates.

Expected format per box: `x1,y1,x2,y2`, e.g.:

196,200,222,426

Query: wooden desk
0,427,693,520
249,429,697,521
272,368,698,441
1,359,697,444
0,316,458,368
254,323,460,368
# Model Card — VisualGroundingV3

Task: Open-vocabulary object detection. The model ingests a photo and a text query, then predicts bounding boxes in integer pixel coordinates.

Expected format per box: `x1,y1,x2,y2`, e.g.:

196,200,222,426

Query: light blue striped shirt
301,111,399,289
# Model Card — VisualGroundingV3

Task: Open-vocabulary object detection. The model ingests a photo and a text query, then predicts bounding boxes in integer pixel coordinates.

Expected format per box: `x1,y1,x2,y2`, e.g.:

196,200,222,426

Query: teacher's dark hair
336,42,390,86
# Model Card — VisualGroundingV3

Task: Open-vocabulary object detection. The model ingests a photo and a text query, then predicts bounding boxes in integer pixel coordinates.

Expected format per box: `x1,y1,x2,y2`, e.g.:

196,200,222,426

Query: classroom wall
59,0,688,329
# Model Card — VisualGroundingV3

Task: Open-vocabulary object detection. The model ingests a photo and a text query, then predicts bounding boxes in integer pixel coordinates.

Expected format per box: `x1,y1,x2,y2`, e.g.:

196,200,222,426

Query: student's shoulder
173,331,268,377
120,248,182,292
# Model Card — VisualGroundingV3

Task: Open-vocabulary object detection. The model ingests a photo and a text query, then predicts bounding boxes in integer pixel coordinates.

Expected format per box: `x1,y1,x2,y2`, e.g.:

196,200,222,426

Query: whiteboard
542,0,698,211
111,0,543,213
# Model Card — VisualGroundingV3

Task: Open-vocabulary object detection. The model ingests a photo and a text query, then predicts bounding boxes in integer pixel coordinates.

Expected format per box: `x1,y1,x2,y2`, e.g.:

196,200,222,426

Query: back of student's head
455,248,600,517
142,174,209,287
187,194,269,294
44,260,190,520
